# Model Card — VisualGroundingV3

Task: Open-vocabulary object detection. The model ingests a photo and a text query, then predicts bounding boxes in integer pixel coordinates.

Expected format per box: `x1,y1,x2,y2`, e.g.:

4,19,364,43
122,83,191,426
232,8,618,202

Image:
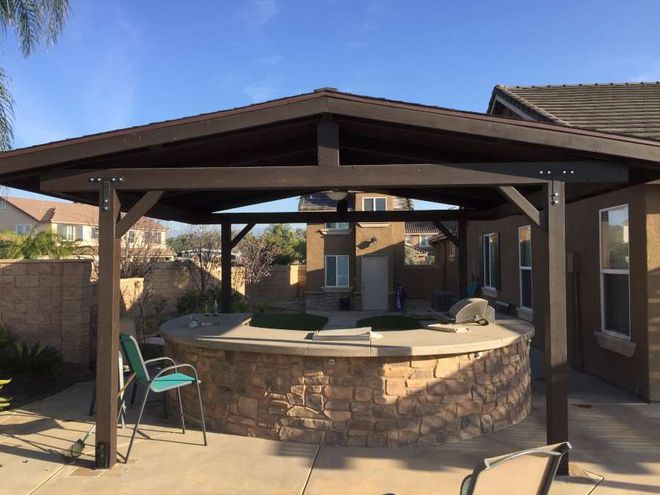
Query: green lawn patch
356,315,424,331
250,312,328,331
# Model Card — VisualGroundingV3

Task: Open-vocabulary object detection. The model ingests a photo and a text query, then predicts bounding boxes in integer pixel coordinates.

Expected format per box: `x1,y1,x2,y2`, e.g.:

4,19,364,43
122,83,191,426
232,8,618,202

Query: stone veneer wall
166,335,532,447
0,259,92,364
304,291,354,311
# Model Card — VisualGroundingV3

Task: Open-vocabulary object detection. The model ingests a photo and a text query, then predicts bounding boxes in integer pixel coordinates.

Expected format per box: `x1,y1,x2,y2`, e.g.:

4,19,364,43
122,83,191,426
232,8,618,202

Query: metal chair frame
119,334,207,462
460,442,572,495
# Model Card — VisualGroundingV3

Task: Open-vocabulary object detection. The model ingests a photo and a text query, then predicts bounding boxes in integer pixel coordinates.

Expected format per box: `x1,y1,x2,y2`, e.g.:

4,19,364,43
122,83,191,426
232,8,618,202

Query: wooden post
95,181,121,469
458,219,468,298
221,222,232,313
534,181,569,474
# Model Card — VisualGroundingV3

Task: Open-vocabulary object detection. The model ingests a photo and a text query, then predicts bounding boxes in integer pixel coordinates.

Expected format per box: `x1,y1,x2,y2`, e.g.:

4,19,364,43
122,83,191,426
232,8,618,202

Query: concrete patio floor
1,371,658,495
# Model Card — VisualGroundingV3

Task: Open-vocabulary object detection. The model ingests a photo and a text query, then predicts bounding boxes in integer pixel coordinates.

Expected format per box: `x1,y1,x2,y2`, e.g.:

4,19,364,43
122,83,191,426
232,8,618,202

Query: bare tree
172,226,223,295
237,234,277,285
119,219,167,278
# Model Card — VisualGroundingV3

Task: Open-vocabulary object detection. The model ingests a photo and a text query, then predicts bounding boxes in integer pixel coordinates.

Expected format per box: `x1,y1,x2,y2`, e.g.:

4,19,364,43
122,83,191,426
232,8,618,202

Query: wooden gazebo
1,89,659,470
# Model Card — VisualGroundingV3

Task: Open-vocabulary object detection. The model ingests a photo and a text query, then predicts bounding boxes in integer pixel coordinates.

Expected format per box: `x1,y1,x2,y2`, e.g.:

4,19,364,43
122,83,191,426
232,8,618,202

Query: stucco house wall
466,184,658,401
0,203,42,233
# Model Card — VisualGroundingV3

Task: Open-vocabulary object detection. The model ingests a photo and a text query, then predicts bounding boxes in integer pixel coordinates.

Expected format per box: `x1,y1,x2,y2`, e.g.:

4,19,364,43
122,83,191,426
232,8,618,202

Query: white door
361,255,388,310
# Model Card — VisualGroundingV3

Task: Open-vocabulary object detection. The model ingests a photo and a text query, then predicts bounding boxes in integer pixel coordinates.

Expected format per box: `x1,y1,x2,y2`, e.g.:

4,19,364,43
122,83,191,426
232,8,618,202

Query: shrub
1,341,60,377
176,286,247,315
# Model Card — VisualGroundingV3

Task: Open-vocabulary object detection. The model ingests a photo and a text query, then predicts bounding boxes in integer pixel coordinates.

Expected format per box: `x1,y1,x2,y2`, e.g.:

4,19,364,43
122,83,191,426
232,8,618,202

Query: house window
363,197,386,211
325,222,350,230
325,255,349,288
518,225,533,310
482,232,500,289
91,227,99,241
127,230,137,244
405,235,412,245
600,205,629,337
144,231,162,245
420,235,431,248
57,224,76,241
15,224,31,235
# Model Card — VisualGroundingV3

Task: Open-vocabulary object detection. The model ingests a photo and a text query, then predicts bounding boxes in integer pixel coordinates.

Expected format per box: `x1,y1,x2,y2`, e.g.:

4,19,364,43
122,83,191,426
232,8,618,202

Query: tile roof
2,196,167,231
298,192,412,211
490,82,660,141
404,221,440,235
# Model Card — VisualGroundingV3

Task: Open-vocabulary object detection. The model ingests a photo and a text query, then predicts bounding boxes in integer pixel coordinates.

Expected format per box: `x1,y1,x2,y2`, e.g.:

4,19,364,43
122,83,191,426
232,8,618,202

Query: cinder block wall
245,265,306,304
0,259,92,364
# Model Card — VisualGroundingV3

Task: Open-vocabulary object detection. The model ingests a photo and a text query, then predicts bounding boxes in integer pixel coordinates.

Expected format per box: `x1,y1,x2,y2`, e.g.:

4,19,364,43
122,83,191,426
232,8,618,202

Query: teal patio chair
460,442,571,495
119,333,207,461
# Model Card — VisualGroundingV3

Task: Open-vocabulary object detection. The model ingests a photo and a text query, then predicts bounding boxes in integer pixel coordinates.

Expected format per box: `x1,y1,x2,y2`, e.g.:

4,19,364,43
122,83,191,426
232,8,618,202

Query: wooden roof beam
40,160,625,194
190,209,489,225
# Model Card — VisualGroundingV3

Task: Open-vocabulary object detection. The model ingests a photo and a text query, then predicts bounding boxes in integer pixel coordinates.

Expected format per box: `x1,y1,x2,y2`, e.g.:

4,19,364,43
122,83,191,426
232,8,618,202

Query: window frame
15,224,32,235
599,204,631,339
482,232,500,290
518,225,533,311
324,254,350,288
58,224,76,241
362,197,386,211
324,222,350,231
419,235,431,248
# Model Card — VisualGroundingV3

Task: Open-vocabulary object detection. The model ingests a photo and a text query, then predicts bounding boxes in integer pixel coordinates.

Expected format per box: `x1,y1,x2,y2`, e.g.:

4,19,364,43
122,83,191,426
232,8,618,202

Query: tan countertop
160,313,534,358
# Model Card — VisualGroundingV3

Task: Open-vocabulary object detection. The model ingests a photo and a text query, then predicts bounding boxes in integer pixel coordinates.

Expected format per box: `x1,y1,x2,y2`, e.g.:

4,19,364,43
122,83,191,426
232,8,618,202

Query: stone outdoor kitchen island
161,314,533,447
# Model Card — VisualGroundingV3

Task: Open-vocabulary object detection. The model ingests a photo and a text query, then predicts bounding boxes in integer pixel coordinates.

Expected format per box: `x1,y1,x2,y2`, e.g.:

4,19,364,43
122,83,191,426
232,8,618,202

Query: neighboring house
299,192,412,310
471,82,660,401
0,196,173,259
405,221,440,251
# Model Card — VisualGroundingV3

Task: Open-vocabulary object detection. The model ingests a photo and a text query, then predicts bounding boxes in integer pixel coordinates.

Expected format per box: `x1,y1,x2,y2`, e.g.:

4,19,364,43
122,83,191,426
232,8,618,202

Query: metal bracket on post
90,176,124,213
551,180,561,206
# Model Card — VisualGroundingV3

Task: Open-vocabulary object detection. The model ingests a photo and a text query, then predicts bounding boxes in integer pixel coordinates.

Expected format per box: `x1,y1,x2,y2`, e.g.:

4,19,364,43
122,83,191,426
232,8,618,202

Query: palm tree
0,1,70,150
0,228,89,259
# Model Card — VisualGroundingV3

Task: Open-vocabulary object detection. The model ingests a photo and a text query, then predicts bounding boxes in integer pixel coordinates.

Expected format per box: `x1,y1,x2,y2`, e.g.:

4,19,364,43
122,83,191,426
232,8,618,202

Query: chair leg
88,385,96,416
125,387,150,462
130,381,138,406
176,388,186,434
195,380,207,446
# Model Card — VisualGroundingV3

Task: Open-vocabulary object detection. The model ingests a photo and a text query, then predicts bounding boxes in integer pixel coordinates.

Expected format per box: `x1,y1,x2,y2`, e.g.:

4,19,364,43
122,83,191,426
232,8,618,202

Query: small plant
3,341,60,377
0,379,11,411
176,286,247,315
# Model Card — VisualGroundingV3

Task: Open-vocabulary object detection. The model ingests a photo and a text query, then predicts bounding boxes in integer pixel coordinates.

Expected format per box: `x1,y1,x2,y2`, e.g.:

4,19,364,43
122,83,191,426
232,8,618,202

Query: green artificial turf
250,312,328,331
355,315,424,331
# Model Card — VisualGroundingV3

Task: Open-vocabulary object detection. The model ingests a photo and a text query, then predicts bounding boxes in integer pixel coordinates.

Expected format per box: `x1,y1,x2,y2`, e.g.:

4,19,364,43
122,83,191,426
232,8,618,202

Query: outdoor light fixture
326,190,348,201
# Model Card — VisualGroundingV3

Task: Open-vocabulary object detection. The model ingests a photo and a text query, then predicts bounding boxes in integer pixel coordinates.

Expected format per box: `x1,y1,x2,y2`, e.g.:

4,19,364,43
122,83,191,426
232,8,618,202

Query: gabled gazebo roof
1,88,659,224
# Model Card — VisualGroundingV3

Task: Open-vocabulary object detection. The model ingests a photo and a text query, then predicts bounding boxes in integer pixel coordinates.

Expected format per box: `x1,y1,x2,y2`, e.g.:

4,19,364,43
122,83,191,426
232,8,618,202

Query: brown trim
230,223,255,249
195,209,485,225
497,186,541,226
95,184,121,468
317,119,340,167
115,191,163,238
221,222,232,313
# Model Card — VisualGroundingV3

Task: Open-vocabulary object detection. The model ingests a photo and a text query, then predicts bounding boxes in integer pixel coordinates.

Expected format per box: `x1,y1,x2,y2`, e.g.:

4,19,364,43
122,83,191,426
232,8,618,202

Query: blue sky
3,0,660,231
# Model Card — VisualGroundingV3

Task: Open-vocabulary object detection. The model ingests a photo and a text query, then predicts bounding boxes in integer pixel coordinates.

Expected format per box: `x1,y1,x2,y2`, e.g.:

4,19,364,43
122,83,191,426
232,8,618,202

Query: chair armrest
144,356,176,367
151,363,200,383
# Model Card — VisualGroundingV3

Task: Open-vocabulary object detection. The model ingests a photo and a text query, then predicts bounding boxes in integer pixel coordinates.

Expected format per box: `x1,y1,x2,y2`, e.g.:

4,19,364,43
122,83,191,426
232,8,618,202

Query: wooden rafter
230,223,255,248
433,221,458,246
497,186,541,227
116,190,164,238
